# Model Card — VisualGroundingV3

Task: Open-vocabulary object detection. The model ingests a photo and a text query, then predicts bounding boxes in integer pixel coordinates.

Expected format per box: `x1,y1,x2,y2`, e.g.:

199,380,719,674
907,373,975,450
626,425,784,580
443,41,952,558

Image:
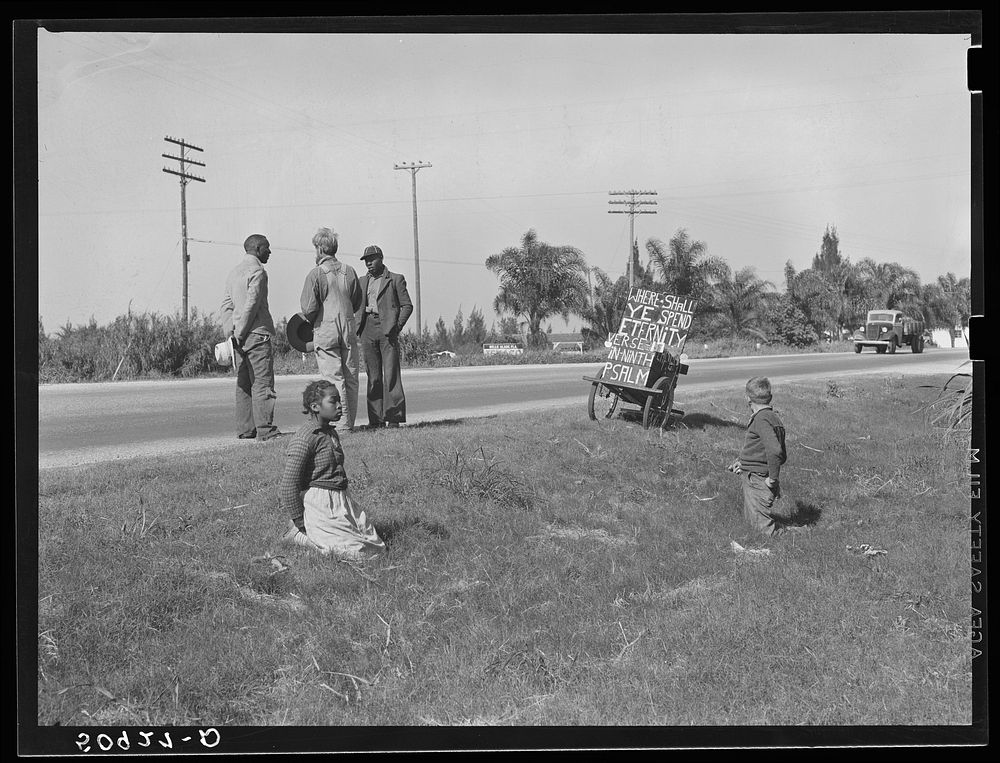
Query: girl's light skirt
302,486,385,559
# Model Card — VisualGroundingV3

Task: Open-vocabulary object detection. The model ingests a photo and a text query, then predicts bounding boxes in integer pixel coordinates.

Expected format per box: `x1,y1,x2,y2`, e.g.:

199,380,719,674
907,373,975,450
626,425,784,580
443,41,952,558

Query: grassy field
36,374,973,728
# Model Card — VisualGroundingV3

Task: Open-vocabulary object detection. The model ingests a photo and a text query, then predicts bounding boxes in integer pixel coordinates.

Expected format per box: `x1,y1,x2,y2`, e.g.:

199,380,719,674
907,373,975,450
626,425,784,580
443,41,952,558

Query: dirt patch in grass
530,524,637,549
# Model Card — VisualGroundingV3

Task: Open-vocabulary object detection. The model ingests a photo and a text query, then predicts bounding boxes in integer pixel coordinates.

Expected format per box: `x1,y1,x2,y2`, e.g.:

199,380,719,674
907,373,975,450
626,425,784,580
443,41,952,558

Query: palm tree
579,266,630,347
821,260,856,333
645,228,726,307
485,229,590,347
854,258,922,312
787,268,842,338
937,272,971,327
710,264,774,340
805,226,858,334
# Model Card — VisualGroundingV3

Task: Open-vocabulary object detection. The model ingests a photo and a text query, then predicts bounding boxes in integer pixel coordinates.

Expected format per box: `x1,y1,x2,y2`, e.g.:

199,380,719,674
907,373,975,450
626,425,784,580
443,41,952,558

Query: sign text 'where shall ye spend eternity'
603,286,697,387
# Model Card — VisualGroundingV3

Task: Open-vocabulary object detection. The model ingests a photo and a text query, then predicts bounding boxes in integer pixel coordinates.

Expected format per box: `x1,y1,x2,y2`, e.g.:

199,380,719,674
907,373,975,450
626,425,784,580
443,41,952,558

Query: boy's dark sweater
739,407,787,480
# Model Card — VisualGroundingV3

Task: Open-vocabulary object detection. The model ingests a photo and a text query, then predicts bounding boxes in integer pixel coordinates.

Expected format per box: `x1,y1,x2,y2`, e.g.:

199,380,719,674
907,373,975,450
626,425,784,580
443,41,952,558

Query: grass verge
37,374,972,726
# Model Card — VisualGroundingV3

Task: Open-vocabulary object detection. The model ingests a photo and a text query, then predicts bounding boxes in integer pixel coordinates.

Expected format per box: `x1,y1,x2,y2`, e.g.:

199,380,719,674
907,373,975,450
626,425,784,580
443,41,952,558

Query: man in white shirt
221,234,280,441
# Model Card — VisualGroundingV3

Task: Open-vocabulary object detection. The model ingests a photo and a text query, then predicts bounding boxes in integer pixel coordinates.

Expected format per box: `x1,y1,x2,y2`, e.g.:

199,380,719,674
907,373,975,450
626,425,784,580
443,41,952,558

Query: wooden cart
583,350,689,430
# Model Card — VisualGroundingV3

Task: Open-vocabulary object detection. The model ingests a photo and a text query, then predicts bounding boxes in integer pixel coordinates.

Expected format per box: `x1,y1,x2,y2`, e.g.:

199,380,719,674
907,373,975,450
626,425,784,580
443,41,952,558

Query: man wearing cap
221,234,280,441
296,227,364,434
357,245,413,428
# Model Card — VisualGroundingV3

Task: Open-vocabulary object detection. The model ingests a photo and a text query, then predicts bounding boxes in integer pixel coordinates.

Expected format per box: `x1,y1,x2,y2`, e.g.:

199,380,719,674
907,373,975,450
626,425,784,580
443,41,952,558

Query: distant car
430,350,456,359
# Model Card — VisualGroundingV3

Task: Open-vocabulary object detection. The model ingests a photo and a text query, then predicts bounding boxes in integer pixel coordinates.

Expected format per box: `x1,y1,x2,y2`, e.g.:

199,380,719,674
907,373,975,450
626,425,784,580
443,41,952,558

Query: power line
41,158,969,217
187,237,485,267
62,34,404,167
660,169,970,202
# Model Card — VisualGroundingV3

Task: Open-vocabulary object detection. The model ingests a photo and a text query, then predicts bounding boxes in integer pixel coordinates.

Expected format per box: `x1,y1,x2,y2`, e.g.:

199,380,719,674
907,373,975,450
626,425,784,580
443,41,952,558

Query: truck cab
853,309,925,354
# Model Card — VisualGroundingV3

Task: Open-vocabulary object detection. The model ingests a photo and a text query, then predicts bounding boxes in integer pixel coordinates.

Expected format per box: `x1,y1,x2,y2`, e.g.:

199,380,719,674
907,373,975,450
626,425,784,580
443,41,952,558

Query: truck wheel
875,345,887,354
887,338,897,354
912,335,924,354
854,344,862,354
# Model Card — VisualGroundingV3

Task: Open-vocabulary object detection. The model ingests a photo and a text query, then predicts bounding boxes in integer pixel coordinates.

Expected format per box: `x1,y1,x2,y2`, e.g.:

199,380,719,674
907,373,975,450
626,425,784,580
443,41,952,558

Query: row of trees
38,309,221,383
484,225,972,348
785,225,971,338
431,307,523,353
39,224,969,382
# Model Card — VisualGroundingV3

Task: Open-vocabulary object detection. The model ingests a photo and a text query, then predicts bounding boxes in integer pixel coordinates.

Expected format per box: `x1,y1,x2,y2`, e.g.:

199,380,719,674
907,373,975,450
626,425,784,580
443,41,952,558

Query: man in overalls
298,227,363,434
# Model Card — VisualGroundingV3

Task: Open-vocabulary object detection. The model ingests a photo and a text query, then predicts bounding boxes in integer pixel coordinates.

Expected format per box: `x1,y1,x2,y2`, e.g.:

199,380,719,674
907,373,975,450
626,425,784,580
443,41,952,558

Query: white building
930,326,969,349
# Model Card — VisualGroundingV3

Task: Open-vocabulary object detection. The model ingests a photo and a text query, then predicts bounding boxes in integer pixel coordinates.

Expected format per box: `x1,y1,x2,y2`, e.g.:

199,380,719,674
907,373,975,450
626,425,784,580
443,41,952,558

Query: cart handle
582,376,672,396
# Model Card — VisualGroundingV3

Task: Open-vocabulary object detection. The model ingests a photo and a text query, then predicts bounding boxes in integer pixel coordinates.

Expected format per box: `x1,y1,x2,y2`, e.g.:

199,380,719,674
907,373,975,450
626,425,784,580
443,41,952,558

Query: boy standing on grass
728,376,788,537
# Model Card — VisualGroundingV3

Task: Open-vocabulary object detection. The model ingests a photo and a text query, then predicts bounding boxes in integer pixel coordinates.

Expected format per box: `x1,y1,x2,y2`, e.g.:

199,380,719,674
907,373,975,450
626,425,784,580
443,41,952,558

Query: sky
36,24,975,336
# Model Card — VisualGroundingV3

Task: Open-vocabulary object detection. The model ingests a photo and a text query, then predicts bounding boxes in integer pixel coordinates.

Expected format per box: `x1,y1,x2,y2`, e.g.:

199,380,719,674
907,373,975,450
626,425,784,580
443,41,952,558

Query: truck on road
853,309,926,354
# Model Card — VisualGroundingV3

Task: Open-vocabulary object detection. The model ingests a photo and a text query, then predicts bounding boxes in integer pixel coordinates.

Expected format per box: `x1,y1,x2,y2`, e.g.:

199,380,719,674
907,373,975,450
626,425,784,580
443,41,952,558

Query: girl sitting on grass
279,380,385,559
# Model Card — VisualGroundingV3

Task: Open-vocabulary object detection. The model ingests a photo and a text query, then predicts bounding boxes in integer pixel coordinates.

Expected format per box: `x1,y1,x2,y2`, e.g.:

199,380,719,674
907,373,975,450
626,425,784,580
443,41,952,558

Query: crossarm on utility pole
608,190,657,288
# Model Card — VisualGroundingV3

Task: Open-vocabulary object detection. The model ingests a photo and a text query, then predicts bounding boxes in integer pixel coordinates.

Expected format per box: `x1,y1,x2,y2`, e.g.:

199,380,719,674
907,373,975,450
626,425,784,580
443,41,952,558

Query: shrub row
38,312,224,384
38,313,859,384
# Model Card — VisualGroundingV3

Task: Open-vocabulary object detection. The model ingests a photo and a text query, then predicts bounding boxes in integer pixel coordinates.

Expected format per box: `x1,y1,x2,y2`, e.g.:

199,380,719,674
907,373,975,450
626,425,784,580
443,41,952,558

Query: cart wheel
588,371,621,423
642,376,675,430
661,385,676,429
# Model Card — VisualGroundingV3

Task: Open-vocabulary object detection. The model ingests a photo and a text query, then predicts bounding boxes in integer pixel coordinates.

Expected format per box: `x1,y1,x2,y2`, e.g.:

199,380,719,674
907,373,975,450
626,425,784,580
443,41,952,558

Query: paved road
37,348,968,469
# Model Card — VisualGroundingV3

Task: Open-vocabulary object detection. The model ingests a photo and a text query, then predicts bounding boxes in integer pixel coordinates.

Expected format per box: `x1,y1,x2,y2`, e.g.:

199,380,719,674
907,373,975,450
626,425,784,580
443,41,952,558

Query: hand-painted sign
602,286,696,386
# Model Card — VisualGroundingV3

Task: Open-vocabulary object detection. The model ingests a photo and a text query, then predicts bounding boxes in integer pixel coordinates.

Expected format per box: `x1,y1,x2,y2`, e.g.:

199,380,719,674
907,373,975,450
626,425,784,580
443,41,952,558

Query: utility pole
394,160,432,335
162,136,205,322
608,189,657,289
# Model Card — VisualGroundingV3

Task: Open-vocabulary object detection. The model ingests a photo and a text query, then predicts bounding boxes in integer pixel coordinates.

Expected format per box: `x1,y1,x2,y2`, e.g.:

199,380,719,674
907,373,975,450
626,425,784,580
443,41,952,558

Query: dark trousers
234,333,277,438
741,471,783,536
360,328,406,426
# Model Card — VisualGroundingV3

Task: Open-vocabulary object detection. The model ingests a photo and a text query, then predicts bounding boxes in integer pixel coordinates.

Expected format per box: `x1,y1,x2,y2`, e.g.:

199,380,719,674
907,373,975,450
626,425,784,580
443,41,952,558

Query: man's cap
361,245,384,260
286,314,315,353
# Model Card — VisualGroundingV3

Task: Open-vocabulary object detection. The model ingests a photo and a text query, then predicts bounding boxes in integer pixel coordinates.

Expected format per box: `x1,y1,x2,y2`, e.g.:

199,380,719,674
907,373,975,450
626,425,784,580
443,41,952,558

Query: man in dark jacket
357,245,413,428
